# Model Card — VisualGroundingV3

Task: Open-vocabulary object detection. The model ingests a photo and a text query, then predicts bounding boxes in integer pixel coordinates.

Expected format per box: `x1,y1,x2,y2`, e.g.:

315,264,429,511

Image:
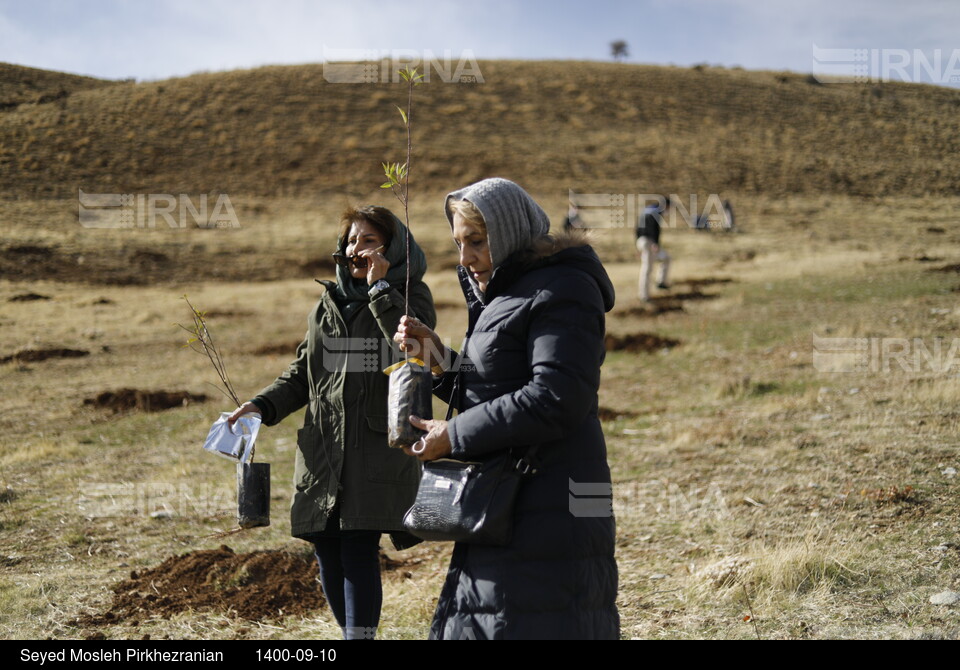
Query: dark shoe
657,283,670,290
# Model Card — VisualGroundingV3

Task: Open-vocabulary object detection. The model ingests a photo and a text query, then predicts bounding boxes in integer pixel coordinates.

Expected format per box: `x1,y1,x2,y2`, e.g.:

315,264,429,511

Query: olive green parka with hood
252,218,435,547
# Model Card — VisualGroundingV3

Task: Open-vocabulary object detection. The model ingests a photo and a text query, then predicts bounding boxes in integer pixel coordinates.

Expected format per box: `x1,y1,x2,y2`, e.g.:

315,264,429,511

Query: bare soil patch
0,244,159,285
660,289,719,302
7,244,53,255
202,309,255,318
8,292,51,302
615,302,685,317
78,545,324,625
77,545,425,628
251,340,301,357
680,277,735,290
598,406,640,421
380,553,426,580
0,242,338,285
613,278,732,318
0,347,89,363
605,332,680,353
84,389,208,412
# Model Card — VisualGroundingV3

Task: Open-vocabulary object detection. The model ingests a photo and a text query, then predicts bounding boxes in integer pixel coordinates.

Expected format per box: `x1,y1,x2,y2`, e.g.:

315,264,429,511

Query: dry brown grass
3,192,957,639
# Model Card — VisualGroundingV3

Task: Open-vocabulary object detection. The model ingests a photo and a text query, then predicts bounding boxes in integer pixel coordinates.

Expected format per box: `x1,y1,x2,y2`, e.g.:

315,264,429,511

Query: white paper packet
202,412,261,463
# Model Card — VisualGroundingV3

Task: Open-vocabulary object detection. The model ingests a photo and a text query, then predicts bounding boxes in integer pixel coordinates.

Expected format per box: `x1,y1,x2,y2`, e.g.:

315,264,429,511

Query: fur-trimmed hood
458,230,616,314
511,229,593,263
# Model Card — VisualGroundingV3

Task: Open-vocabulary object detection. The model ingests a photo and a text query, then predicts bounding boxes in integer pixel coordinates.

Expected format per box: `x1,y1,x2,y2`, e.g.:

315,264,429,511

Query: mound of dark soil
616,302,685,317
0,243,334,285
251,340,301,356
615,278,730,317
605,332,680,353
0,347,88,363
84,388,207,412
681,277,735,290
80,545,324,625
6,244,53,255
130,250,170,266
656,288,720,303
598,407,640,421
0,244,148,285
8,292,51,302
202,309,255,318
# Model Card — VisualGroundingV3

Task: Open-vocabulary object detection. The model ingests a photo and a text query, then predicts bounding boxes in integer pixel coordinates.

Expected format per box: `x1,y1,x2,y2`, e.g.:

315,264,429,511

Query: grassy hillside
0,63,118,110
1,60,960,200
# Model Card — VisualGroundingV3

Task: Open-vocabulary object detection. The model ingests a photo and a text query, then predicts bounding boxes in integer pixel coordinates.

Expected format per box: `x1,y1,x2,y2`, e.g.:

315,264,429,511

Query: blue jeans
312,530,383,640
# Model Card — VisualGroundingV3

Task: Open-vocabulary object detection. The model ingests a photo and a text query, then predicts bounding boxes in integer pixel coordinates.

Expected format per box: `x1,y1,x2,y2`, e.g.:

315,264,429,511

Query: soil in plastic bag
387,360,433,449
237,462,270,528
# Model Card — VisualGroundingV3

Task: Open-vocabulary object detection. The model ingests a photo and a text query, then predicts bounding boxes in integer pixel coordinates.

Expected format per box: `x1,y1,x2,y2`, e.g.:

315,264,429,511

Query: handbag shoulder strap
444,337,469,422
444,377,458,421
512,443,540,476
445,337,539,475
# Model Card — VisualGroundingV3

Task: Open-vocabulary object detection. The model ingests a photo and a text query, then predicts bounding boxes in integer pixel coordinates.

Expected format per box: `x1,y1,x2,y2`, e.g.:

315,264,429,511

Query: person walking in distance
635,197,671,301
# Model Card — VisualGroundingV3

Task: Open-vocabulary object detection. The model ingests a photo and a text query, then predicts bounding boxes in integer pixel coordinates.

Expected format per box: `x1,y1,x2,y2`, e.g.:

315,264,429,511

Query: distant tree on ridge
611,40,628,62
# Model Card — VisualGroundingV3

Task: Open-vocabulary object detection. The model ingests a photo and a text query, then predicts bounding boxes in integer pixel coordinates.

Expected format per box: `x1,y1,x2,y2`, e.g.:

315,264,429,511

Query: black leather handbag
402,446,537,545
401,357,538,545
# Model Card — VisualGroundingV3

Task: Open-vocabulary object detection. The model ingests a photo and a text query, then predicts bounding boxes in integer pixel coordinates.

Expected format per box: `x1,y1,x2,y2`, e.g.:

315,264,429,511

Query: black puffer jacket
430,235,619,640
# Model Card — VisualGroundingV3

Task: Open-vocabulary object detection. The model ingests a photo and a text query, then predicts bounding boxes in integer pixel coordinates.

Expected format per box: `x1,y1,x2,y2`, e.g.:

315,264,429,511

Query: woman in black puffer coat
395,178,619,640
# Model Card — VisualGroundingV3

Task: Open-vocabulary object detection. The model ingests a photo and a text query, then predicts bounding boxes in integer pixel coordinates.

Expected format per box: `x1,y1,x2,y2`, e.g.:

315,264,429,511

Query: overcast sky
1,0,958,87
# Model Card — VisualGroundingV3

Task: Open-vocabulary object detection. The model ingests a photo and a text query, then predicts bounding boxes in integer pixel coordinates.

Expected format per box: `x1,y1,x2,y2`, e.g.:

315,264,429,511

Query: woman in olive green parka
229,205,435,639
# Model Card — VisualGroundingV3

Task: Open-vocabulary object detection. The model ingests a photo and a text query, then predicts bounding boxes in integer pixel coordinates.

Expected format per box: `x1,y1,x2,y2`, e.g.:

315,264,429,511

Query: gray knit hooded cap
444,178,551,270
